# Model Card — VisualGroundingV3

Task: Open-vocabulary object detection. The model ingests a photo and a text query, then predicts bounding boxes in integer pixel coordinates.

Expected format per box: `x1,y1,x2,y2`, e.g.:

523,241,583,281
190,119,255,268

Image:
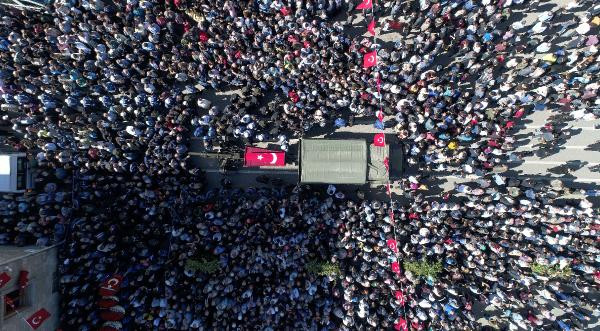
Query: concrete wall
0,246,59,331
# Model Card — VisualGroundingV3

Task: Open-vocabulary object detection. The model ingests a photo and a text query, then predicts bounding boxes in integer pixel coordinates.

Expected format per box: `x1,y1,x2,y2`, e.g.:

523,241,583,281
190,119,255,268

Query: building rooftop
0,245,48,264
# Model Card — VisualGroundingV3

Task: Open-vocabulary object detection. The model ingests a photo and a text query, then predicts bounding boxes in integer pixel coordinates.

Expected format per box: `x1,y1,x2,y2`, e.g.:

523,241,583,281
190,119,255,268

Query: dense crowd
56,173,600,330
0,0,599,329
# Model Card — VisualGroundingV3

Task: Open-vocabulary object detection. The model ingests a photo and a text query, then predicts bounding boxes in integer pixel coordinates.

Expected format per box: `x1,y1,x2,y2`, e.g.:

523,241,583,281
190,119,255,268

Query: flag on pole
363,50,377,68
368,20,376,36
373,133,385,147
25,308,51,330
376,110,384,122
394,291,405,305
4,295,14,308
356,0,373,10
0,272,10,289
18,270,29,289
394,317,408,331
199,31,209,43
387,239,398,252
244,146,286,167
99,275,123,297
391,261,401,274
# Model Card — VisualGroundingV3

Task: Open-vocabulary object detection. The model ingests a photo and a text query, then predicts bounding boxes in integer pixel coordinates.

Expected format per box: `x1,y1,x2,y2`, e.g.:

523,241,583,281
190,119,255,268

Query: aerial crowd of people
0,0,599,330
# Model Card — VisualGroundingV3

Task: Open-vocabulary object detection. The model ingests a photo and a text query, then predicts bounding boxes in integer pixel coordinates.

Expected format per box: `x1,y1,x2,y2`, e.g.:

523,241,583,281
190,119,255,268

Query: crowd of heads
0,0,599,329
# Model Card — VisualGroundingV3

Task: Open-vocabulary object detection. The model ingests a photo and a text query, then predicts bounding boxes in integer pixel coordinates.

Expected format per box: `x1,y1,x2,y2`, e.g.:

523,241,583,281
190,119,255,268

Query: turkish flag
98,297,119,308
383,157,389,172
280,7,290,16
356,0,373,10
368,20,376,36
373,133,385,147
389,20,403,30
288,90,300,103
25,308,50,330
363,50,377,68
391,261,401,274
376,110,384,122
4,295,15,308
0,272,10,288
199,31,209,43
99,275,123,297
387,239,398,252
100,306,125,321
244,146,285,167
394,291,405,305
394,317,408,331
18,270,29,289
513,108,525,118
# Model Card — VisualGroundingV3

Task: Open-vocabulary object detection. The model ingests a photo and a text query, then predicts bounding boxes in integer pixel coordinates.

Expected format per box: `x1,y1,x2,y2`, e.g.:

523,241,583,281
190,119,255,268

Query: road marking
521,125,599,130
439,174,600,183
506,160,600,166
516,145,590,149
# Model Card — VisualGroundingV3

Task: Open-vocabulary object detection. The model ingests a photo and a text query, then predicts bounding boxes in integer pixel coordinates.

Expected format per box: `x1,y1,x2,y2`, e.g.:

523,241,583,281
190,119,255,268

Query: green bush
185,258,220,274
531,263,572,279
306,260,341,277
403,260,442,280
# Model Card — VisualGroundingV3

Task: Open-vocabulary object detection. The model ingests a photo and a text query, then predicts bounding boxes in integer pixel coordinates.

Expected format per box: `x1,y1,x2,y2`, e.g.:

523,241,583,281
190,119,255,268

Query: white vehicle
0,153,33,193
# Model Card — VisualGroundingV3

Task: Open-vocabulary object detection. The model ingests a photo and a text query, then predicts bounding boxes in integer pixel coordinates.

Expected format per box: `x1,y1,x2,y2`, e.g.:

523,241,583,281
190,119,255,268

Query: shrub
403,260,442,280
306,260,341,277
531,263,572,279
185,258,220,274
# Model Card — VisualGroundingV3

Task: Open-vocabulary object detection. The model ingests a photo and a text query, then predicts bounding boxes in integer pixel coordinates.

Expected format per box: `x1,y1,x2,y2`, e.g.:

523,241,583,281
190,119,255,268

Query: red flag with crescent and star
394,291,406,305
363,50,377,68
0,272,10,289
387,239,398,253
356,0,373,10
18,270,29,289
394,317,408,331
368,20,376,36
373,133,385,147
391,261,401,274
99,275,123,297
25,308,50,330
376,110,384,122
244,146,286,167
4,295,15,308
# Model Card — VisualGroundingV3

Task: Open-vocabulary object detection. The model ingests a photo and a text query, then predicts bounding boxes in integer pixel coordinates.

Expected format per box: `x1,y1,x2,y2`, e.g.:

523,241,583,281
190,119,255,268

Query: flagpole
366,0,411,329
4,297,35,330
